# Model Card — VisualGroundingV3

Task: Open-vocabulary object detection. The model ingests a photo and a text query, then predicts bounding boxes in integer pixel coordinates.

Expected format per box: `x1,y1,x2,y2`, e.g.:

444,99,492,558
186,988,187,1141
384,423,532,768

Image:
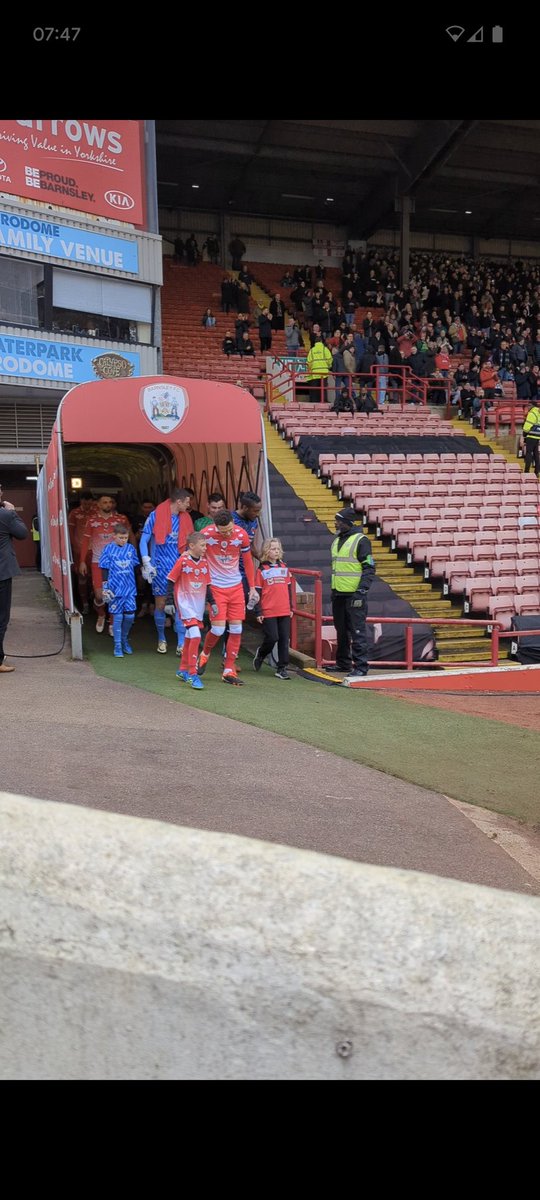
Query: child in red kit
252,538,294,680
166,532,216,690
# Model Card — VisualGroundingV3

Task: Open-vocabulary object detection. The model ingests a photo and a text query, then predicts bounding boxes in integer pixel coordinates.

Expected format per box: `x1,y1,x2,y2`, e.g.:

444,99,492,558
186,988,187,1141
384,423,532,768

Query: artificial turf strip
85,619,540,826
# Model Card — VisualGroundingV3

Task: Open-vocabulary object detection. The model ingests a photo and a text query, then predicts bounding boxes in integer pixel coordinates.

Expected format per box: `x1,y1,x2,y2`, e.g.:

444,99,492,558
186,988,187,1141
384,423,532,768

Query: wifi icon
446,25,465,41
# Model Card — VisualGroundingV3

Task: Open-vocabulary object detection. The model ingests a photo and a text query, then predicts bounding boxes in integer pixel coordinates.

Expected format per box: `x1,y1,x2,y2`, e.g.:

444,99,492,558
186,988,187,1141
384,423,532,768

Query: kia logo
104,190,135,210
0,158,6,172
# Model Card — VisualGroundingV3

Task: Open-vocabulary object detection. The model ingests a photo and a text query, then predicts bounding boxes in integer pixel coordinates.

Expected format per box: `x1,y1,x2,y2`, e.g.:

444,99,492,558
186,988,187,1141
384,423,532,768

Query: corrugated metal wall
0,400,58,450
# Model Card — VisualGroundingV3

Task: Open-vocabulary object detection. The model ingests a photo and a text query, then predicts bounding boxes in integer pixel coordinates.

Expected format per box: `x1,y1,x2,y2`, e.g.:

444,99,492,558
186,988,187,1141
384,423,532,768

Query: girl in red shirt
253,538,293,680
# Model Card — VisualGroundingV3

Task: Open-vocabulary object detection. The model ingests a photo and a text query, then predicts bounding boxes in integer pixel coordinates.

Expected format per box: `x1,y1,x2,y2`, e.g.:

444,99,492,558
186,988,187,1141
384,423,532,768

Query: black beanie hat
335,508,357,526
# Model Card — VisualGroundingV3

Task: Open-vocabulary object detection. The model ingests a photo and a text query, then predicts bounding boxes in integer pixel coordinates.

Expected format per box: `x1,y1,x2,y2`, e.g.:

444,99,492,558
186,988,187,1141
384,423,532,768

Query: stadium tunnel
38,374,272,657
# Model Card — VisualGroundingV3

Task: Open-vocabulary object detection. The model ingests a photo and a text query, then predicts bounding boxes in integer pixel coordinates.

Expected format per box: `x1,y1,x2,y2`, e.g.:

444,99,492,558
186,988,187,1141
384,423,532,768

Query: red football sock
180,642,190,671
202,630,220,655
224,632,241,672
188,637,200,675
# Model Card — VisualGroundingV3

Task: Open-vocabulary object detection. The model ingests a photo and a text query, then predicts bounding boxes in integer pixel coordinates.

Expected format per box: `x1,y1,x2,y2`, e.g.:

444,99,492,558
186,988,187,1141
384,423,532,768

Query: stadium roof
156,119,540,243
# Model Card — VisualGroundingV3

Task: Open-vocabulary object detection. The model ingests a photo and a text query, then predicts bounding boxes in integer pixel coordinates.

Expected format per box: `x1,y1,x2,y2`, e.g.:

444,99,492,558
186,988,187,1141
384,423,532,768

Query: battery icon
492,25,503,42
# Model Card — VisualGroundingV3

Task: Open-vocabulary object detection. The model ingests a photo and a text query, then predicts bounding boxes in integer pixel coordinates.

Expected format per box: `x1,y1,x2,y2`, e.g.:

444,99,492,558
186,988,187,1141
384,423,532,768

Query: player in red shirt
68,491,96,614
197,509,258,685
166,531,216,691
253,538,294,680
78,494,134,632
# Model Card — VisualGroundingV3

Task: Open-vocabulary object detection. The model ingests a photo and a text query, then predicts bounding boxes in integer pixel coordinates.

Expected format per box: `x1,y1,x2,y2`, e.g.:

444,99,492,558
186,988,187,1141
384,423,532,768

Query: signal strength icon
446,25,465,41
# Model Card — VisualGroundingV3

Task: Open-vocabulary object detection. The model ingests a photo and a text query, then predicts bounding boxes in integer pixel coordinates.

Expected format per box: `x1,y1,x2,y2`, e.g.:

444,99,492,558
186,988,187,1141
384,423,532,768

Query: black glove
351,592,367,609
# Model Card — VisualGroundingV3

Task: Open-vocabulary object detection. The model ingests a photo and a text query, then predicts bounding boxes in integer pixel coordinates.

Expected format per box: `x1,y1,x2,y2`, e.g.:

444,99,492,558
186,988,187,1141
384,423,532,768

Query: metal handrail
286,566,531,671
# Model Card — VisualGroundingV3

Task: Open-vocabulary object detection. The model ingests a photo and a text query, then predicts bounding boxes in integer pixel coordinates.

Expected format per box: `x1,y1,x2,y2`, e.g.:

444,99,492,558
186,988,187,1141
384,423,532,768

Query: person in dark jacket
0,482,29,672
258,308,273,352
269,293,286,331
328,508,376,681
221,277,233,313
222,331,236,357
515,364,532,401
229,237,246,270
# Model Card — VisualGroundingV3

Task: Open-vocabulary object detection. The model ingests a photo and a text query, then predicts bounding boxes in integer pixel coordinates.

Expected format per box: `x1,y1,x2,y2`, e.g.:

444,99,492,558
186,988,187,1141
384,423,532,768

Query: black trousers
524,437,540,475
332,592,368,673
0,576,13,665
258,615,290,668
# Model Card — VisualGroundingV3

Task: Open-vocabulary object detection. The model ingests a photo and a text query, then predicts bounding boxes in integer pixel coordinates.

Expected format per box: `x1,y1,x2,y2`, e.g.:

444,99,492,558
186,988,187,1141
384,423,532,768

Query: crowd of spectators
281,247,540,416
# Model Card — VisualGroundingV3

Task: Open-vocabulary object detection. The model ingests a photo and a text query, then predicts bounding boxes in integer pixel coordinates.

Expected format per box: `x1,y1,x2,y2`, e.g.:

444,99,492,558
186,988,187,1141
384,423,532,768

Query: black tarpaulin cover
297,434,492,471
510,615,540,664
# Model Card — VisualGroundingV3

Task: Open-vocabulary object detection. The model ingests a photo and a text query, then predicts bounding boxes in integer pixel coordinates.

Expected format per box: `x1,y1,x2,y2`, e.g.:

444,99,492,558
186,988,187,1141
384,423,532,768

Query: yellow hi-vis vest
331,532,365,592
523,406,540,439
31,517,40,542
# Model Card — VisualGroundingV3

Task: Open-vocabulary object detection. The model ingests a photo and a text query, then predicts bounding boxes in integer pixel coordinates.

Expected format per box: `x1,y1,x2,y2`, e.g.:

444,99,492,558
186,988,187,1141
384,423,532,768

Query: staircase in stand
265,414,494,664
161,259,288,390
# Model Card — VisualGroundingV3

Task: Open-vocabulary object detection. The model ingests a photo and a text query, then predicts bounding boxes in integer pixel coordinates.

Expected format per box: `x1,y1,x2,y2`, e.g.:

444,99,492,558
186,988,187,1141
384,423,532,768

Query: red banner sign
0,120,145,225
45,423,73,611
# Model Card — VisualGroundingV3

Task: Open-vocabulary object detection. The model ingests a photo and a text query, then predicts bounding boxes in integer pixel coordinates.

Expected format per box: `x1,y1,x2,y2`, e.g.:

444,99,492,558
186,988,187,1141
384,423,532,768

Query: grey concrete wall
1,791,539,1080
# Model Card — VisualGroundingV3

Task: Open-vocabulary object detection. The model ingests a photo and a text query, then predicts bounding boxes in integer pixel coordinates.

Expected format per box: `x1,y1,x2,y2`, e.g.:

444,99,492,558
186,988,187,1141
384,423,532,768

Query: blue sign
0,209,139,274
0,332,140,383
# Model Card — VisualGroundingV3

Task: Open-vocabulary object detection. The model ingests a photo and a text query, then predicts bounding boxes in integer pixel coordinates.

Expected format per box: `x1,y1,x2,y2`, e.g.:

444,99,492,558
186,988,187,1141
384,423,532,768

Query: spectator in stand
221,276,233,313
522,400,540,477
222,330,236,357
309,322,324,348
235,312,250,352
533,333,540,365
352,326,366,364
342,338,356,383
511,336,528,372
516,363,532,402
311,290,324,327
375,343,389,407
493,339,514,381
239,331,255,357
363,310,375,343
258,307,273,353
427,370,448,406
238,265,253,286
185,234,199,266
290,279,306,317
302,289,314,330
479,357,500,398
305,335,332,401
174,236,184,263
528,364,540,401
202,235,220,264
435,344,451,377
238,281,251,313
332,385,356,416
344,290,357,326
280,269,294,288
269,293,286,330
229,237,246,270
320,302,333,338
202,308,216,328
285,317,301,356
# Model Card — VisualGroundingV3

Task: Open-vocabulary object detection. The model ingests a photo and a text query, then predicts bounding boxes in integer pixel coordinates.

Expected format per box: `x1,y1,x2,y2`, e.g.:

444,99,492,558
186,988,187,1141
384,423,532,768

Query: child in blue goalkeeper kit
99,524,140,658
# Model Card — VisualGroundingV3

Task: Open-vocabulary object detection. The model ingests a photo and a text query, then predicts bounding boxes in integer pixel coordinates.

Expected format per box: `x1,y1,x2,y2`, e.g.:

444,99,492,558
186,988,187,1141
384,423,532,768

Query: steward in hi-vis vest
330,507,375,681
523,404,540,477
